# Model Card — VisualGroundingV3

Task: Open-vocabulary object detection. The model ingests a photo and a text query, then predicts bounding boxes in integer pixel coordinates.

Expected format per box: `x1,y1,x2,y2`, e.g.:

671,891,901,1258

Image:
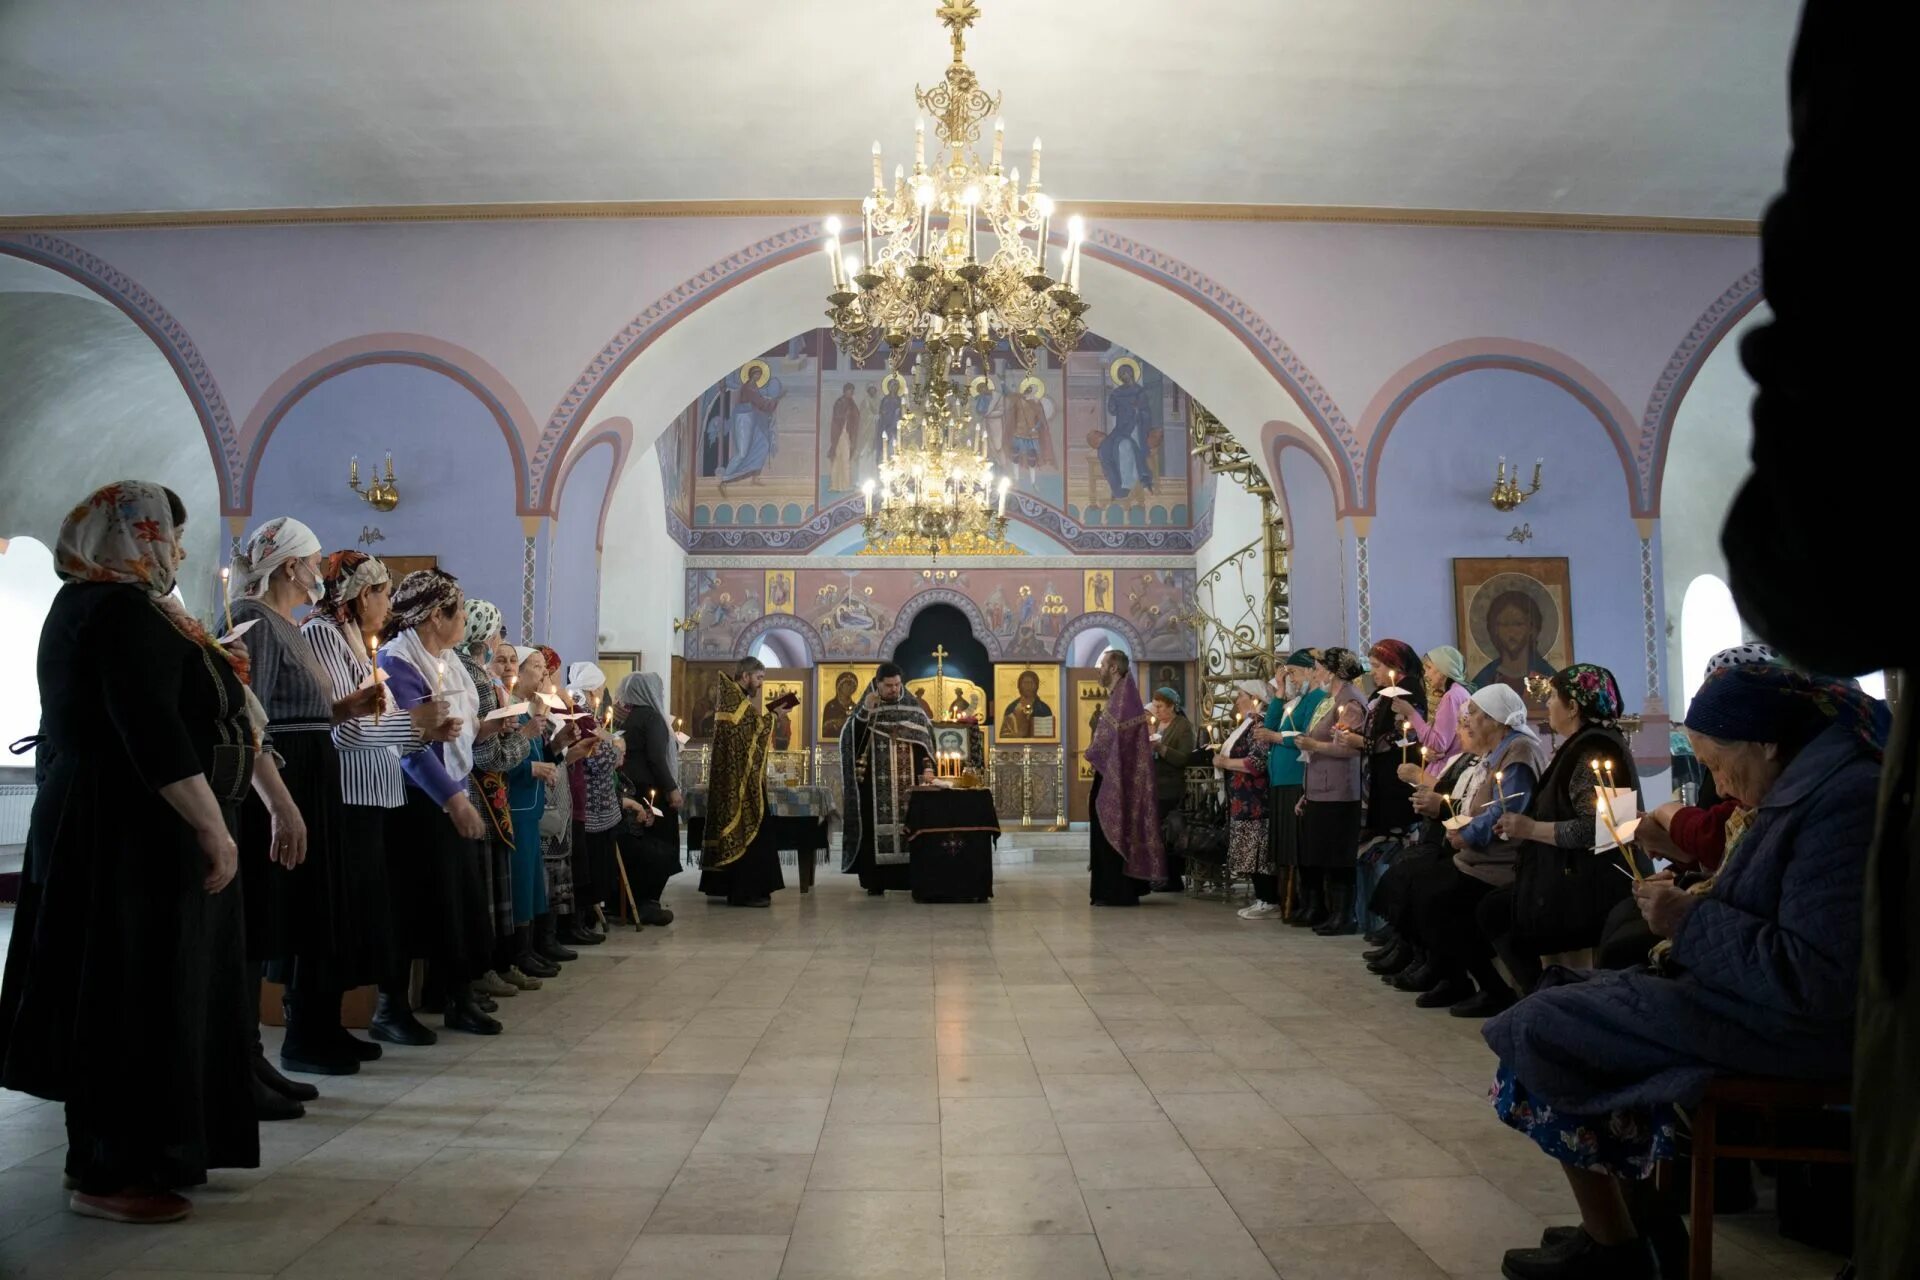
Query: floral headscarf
462,598,502,650
534,645,562,678
318,550,389,626
1317,646,1366,683
1686,663,1888,760
382,568,463,643
1549,663,1624,727
54,480,182,596
231,516,321,599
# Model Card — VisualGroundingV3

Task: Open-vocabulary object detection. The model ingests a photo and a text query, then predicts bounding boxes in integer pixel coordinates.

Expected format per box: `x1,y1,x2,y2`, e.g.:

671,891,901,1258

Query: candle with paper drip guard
1591,756,1642,879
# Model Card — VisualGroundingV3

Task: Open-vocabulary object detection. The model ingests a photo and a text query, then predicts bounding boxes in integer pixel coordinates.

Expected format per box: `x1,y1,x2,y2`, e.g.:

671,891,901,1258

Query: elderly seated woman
1392,685,1549,1017
1363,748,1482,978
1479,664,1885,1280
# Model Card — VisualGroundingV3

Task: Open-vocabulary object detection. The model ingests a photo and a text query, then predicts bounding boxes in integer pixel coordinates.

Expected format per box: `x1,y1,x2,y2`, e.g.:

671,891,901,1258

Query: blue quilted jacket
1482,721,1878,1114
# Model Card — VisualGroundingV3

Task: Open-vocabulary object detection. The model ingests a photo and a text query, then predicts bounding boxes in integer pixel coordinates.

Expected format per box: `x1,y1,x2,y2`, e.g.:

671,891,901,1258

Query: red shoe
69,1188,192,1224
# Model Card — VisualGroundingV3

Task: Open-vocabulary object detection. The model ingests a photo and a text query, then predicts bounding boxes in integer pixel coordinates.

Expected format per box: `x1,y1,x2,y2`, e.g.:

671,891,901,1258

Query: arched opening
1679,573,1743,712
1065,628,1132,667
893,604,993,720
750,627,813,669
0,536,60,755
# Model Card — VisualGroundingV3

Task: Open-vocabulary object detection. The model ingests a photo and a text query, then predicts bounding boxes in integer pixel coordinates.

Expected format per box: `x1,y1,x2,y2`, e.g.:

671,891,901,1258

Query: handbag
1162,796,1228,865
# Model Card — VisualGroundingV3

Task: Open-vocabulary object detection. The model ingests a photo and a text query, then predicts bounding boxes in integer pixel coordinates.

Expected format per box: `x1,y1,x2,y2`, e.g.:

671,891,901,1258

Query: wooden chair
1663,1075,1852,1279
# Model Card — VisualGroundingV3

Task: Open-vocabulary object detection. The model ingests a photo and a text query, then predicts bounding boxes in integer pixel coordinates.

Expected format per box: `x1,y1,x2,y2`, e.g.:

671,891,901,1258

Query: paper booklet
1593,786,1640,853
483,701,531,722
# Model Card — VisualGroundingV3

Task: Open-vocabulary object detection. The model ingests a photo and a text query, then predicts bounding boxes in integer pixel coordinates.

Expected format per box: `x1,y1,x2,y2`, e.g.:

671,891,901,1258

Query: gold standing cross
931,644,950,717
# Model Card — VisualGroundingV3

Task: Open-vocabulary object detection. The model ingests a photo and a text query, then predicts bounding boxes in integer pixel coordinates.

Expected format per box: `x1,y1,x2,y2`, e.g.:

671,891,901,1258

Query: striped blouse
302,615,419,809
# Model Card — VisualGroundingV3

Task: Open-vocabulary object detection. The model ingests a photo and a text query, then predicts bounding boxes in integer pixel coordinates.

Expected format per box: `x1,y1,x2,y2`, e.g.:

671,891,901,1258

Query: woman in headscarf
613,670,682,925
1291,647,1369,933
229,517,387,1079
1389,684,1549,1018
1394,645,1472,777
1480,665,1885,1280
1354,639,1428,836
1148,686,1197,892
1483,664,1640,996
1252,649,1325,921
378,571,499,1035
303,551,457,1048
0,482,269,1222
1212,680,1271,908
525,643,594,960
571,666,626,933
501,646,559,979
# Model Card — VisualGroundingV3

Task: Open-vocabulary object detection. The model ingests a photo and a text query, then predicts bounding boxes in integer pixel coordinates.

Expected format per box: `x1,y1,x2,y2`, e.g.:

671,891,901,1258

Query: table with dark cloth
684,785,836,893
906,786,999,903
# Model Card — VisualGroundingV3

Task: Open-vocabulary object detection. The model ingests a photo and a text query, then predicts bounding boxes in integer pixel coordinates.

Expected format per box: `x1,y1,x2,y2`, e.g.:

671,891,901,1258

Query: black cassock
843,715,932,893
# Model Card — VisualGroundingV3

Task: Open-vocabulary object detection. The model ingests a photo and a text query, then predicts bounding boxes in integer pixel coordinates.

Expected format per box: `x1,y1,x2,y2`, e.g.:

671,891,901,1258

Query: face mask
296,562,325,605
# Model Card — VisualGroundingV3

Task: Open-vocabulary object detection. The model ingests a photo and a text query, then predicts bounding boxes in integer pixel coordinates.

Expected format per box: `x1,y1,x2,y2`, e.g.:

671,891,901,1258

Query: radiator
0,784,33,845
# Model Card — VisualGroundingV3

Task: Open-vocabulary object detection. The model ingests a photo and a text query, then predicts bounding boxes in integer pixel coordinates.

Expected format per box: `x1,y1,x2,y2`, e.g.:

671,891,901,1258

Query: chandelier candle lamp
348,453,401,512
1490,457,1542,512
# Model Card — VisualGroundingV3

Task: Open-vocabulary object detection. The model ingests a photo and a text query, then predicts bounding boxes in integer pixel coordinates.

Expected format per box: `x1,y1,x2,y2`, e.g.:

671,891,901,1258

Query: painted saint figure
712,364,785,489
827,383,859,495
999,670,1057,739
1100,361,1155,499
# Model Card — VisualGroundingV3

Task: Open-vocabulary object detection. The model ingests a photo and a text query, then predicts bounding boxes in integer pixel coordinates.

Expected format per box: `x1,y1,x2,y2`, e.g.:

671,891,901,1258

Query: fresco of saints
827,383,860,494
858,385,880,478
876,377,904,462
711,361,785,490
1009,378,1057,486
1100,359,1155,499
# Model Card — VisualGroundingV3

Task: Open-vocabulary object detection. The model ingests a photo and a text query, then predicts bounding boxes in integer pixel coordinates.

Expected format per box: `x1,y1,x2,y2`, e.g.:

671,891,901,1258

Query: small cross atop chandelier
821,0,1090,375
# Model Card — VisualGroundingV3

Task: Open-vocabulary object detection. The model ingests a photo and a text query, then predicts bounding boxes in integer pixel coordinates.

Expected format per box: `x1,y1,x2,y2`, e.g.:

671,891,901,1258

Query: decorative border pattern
1355,534,1371,653
520,534,537,644
1638,268,1764,514
1640,534,1661,704
1,232,240,509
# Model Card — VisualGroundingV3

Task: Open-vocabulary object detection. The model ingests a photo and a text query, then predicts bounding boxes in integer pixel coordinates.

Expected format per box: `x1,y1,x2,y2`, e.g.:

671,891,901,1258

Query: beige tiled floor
0,862,1849,1278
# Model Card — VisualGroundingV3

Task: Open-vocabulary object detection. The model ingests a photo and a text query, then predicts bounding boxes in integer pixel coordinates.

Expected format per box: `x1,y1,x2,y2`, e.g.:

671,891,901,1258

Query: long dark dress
0,583,258,1192
620,706,684,903
845,715,931,893
1088,775,1143,906
697,805,786,903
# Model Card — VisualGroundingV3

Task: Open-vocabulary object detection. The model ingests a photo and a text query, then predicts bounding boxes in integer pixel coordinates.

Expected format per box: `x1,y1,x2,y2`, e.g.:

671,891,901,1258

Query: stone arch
729,612,828,663
1055,611,1147,664
878,589,1004,662
236,333,540,514
1641,269,1764,515
0,232,240,510
1262,421,1342,545
1354,339,1642,516
532,223,1356,515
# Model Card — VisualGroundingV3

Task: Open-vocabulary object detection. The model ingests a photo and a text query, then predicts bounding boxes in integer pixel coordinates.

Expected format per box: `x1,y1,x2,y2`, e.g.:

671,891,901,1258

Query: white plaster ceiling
0,0,1797,219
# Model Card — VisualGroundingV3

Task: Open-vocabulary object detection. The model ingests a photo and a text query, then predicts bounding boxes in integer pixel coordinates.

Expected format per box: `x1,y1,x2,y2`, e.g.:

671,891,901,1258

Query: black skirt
1297,798,1362,870
572,823,617,912
1088,774,1144,906
1365,749,1417,833
243,727,383,987
1267,784,1304,867
697,816,785,903
390,787,491,972
333,803,395,983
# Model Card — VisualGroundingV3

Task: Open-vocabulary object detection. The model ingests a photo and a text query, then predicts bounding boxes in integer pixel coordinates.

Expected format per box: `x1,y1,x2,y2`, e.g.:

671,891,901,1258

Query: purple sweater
378,650,465,807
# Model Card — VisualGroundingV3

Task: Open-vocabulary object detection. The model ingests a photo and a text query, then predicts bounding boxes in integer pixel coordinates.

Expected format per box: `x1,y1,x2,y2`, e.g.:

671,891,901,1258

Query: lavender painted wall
248,363,528,630
1365,369,1658,708
544,438,615,667
1277,447,1343,649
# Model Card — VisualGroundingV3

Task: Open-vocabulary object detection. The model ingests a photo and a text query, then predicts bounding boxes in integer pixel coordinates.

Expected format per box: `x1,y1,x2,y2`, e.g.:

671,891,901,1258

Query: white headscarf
231,516,322,599
568,662,607,694
385,626,479,779
1470,683,1531,730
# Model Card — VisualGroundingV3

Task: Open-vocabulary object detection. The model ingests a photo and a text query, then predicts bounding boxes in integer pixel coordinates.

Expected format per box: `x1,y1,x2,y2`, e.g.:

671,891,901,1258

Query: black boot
1362,930,1401,962
515,926,560,979
1451,961,1518,1018
556,912,603,946
533,913,577,963
249,1069,306,1121
251,1046,319,1102
1392,957,1441,992
295,989,382,1062
368,992,438,1046
1285,871,1323,926
1366,939,1411,973
443,987,503,1036
639,900,674,926
279,993,361,1076
1313,878,1357,936
1416,973,1476,1008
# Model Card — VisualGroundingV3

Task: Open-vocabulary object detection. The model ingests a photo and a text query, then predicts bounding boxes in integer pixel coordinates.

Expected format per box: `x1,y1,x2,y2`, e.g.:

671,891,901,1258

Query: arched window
1065,629,1132,668
1679,574,1744,712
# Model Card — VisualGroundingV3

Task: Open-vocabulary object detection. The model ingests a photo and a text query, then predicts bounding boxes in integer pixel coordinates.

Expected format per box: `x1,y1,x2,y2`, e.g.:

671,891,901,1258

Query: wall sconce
349,454,400,512
1490,457,1541,512
672,611,703,634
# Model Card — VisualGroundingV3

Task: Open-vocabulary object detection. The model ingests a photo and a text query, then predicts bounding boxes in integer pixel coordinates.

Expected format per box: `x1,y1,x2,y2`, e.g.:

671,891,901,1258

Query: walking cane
611,845,642,931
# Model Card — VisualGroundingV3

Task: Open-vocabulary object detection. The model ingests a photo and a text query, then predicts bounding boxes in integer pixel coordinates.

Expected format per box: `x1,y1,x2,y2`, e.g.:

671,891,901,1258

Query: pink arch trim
1261,423,1344,541
532,223,1356,512
237,334,539,515
552,420,632,552
1,234,240,510
1641,269,1764,514
1355,339,1642,517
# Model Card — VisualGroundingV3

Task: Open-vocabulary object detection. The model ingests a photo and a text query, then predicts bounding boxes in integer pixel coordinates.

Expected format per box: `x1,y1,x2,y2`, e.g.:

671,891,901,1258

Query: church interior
0,2,1899,1278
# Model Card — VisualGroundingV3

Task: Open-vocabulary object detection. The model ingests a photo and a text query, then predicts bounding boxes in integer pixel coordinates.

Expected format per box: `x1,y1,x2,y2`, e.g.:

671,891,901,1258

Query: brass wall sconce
1490,457,1541,512
349,453,400,512
672,613,703,635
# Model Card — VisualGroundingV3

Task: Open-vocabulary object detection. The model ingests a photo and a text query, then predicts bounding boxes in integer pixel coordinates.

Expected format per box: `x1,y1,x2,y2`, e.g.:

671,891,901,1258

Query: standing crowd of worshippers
1084,631,1886,1279
0,481,748,1226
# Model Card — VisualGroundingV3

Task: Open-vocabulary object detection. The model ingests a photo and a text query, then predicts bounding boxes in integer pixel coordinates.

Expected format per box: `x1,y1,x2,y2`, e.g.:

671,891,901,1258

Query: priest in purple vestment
1085,651,1166,905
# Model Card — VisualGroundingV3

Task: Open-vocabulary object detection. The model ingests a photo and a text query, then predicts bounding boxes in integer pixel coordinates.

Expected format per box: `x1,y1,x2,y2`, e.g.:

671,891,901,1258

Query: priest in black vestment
840,663,936,895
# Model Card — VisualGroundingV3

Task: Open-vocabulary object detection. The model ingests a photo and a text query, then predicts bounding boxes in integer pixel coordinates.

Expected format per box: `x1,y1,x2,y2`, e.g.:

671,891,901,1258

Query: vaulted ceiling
0,0,1799,220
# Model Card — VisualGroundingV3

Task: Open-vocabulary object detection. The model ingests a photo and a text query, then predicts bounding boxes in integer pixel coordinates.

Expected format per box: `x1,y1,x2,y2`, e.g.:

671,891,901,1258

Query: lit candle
1401,719,1411,763
862,480,876,514
871,140,883,191
1030,137,1042,187
368,633,382,723
915,118,925,167
219,565,233,634
435,659,446,694
861,196,875,268
998,477,1010,516
1033,195,1052,276
1066,215,1085,290
992,118,1004,169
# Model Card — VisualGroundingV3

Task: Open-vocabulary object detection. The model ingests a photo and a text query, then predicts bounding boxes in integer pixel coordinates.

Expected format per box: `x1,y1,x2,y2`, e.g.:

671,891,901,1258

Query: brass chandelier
821,0,1090,374
858,356,1016,558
